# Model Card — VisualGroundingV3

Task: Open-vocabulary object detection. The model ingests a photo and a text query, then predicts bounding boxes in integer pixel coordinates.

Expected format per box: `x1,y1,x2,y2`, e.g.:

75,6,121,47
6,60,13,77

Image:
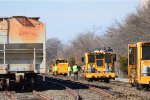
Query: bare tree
46,37,63,65
69,30,105,65
103,2,150,76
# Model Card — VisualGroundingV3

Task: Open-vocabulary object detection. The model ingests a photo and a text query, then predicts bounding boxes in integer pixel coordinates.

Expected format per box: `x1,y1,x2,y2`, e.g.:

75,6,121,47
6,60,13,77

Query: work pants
68,71,71,76
54,71,58,76
74,72,78,81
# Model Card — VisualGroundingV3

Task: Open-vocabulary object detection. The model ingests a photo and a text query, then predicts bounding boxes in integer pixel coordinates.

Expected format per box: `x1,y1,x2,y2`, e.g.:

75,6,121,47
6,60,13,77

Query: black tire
94,78,99,81
104,78,110,83
1,79,6,91
146,85,149,90
64,73,67,76
131,83,134,87
136,83,142,90
87,78,93,82
30,78,35,91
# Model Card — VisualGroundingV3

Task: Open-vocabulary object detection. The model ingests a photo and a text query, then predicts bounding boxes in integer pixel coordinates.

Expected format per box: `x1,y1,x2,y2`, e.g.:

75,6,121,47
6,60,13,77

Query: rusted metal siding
0,19,8,43
0,16,46,74
9,18,44,43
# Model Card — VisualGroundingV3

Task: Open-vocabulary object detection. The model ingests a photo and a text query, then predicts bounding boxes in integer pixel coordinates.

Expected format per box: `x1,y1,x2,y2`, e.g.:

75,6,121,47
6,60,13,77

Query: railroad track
5,91,16,100
70,79,112,98
4,90,51,100
43,78,80,100
42,75,112,99
56,75,150,99
89,85,112,97
33,90,52,100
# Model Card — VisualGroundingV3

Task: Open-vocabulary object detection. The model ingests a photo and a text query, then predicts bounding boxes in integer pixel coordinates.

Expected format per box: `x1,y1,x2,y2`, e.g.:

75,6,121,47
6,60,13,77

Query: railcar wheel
87,78,93,82
24,75,37,91
136,83,142,90
0,79,6,91
99,77,103,82
6,79,9,91
146,85,149,90
104,78,110,83
93,78,99,81
130,83,134,87
64,73,67,76
30,77,35,90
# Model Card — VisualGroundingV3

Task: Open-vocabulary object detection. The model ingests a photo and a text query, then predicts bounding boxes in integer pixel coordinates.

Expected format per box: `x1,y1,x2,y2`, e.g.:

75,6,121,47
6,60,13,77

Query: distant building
141,0,150,8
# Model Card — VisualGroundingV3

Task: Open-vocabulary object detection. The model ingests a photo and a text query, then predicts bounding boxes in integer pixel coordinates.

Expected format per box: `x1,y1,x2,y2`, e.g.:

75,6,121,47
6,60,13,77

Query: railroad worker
88,64,93,73
49,65,52,75
54,65,58,76
73,64,78,81
68,65,72,76
106,63,109,73
109,66,112,72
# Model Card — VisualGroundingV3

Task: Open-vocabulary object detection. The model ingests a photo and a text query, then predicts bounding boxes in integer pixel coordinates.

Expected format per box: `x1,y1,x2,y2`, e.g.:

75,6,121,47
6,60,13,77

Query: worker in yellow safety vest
68,65,72,76
73,64,78,81
54,65,58,76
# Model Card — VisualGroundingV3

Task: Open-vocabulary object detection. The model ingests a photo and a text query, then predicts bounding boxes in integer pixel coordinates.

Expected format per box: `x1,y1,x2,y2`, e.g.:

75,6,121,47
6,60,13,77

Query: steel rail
47,76,112,99
5,91,17,100
33,90,52,100
89,86,112,97
46,80,80,100
71,80,112,97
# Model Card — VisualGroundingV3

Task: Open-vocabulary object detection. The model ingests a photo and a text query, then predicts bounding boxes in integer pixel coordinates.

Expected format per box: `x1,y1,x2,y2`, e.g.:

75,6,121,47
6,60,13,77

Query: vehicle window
105,54,112,63
88,55,95,63
142,46,150,60
96,54,104,59
96,60,103,66
56,60,67,63
129,47,137,65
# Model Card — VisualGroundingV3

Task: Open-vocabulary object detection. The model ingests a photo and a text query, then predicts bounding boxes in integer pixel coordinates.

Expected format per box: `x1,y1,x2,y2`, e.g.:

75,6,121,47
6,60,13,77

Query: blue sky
0,0,140,42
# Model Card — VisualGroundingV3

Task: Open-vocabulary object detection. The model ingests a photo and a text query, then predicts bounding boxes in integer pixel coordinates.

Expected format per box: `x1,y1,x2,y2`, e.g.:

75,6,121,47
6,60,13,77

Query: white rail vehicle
0,16,46,90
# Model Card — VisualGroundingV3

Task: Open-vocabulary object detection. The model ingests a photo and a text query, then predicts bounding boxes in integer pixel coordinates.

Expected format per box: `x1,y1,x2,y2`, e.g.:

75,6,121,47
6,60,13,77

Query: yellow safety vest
73,65,78,72
54,66,58,71
68,66,71,71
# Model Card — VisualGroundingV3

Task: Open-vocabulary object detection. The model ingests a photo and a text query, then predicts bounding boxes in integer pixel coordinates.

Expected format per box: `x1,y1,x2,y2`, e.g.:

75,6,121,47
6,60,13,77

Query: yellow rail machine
128,42,150,90
82,48,116,82
52,59,68,76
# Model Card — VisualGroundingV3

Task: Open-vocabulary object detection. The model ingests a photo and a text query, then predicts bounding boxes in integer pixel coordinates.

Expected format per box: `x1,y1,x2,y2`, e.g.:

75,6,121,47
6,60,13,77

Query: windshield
129,47,137,64
105,54,112,63
96,54,104,59
56,60,67,64
96,60,103,66
88,55,95,63
142,46,150,60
